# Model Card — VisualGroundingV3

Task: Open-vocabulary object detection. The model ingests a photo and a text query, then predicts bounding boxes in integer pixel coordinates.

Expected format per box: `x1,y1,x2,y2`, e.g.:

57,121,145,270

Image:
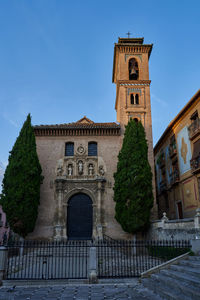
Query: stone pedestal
191,238,200,255
0,246,8,282
88,246,98,283
194,208,200,229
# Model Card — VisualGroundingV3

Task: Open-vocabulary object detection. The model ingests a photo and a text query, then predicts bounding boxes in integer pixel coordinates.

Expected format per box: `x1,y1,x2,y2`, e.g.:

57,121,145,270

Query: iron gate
6,240,90,280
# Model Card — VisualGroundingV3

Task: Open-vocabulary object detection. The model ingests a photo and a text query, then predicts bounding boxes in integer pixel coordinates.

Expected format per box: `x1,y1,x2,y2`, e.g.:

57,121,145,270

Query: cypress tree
0,114,43,237
113,119,153,234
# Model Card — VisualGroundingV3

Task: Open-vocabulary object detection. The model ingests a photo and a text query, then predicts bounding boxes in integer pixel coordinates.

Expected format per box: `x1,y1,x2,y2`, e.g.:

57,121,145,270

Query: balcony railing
159,180,167,193
190,155,200,173
157,153,165,168
169,170,179,186
169,144,177,158
188,118,200,140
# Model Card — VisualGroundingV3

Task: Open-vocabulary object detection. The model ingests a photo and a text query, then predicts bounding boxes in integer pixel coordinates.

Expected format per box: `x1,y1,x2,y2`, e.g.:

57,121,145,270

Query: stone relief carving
77,144,85,155
62,181,99,196
56,144,106,179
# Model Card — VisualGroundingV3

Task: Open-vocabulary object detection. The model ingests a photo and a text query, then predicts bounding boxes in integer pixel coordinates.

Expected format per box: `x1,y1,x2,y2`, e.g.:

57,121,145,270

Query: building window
129,58,139,80
177,202,183,219
190,110,198,122
130,94,139,105
88,142,97,156
65,142,74,156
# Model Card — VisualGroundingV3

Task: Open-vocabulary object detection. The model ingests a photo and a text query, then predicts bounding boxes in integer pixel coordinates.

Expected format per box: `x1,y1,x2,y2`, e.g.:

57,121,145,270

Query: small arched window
130,94,139,105
129,58,139,80
88,142,97,156
65,142,74,156
135,94,139,104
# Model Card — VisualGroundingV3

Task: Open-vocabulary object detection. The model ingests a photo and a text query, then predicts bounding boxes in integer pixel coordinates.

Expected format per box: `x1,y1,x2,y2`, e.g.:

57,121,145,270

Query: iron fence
96,239,191,278
6,240,90,280
4,238,191,280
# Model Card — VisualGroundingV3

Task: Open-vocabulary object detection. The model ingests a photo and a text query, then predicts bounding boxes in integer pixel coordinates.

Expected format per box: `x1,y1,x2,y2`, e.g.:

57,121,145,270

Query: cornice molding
34,127,121,137
116,44,152,55
119,80,151,86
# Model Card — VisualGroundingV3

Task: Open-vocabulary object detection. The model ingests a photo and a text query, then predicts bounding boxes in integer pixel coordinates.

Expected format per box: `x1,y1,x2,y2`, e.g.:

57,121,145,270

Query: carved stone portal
54,144,106,240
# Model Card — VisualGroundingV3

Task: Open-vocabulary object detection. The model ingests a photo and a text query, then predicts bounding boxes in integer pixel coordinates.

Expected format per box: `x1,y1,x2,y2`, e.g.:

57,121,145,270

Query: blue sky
0,0,200,167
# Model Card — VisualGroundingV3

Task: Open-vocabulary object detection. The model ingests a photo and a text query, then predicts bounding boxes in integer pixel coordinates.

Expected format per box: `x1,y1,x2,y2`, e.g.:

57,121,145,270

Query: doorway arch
67,193,93,240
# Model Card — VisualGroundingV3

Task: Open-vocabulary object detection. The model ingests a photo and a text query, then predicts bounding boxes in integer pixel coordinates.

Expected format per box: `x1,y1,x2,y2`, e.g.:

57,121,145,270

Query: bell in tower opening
129,58,139,80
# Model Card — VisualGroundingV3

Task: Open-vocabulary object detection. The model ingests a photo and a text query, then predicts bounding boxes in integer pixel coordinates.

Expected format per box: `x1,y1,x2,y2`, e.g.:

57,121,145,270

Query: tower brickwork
113,37,157,217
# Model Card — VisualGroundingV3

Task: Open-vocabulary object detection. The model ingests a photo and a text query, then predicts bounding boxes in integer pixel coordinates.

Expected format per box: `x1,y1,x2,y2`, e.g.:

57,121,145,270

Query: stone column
96,178,105,239
88,246,98,283
54,179,65,241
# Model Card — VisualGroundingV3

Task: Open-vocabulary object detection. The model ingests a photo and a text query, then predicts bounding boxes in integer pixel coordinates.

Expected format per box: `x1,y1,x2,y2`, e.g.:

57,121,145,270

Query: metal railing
169,170,179,185
188,118,200,139
96,239,191,278
4,239,191,280
6,240,90,280
191,155,200,173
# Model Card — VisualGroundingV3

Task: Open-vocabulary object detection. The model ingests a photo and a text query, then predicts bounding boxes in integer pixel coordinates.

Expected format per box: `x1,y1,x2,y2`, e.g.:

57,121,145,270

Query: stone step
150,272,200,300
160,268,200,288
179,259,200,268
188,255,200,260
142,277,190,300
135,284,163,300
170,264,200,278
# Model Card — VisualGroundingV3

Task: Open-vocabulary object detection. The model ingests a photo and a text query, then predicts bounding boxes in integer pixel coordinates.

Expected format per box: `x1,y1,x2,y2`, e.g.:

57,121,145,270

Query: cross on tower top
126,31,131,38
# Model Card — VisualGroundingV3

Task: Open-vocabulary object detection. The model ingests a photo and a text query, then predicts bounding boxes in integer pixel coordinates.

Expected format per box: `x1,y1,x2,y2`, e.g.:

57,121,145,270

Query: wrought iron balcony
169,144,177,158
190,155,200,173
188,118,200,140
157,152,165,168
169,170,180,186
159,180,167,193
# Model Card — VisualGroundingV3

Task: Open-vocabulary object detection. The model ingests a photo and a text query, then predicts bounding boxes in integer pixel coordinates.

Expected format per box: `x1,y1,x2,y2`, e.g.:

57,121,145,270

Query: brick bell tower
113,37,157,217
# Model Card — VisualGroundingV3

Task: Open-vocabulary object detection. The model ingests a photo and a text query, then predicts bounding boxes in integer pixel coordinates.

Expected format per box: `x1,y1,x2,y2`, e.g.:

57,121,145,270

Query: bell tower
113,37,157,217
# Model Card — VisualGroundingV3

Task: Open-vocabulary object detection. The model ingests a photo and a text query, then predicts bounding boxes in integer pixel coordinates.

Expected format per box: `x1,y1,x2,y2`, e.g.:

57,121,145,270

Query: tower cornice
118,80,151,86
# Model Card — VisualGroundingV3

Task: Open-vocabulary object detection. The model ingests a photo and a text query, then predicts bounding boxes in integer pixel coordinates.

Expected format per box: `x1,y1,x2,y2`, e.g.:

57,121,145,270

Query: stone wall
28,134,133,240
146,209,200,240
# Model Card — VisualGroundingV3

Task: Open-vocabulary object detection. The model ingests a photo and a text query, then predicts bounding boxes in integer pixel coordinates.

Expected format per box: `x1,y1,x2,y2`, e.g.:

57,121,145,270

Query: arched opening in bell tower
129,58,139,80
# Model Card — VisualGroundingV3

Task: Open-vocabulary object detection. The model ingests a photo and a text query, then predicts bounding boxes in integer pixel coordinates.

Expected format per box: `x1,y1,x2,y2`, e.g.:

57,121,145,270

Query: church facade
29,37,156,241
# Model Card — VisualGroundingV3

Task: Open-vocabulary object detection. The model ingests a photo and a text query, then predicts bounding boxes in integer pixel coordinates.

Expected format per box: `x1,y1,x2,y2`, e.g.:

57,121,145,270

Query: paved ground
0,283,157,300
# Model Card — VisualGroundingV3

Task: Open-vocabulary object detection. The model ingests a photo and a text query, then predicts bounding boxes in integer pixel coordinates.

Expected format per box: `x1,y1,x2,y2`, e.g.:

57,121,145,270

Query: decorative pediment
76,116,94,124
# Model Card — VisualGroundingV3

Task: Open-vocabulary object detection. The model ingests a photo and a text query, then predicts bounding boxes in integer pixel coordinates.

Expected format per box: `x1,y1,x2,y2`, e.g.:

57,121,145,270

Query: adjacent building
154,90,200,219
0,205,10,244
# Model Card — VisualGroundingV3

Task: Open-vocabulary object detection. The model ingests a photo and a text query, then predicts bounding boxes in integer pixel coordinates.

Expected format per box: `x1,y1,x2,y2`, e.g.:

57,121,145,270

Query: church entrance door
67,193,93,240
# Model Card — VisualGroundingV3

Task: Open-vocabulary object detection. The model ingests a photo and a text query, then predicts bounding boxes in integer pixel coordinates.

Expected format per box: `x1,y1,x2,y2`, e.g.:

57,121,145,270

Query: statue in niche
56,159,64,176
68,164,73,176
78,160,83,175
88,164,94,176
57,166,63,176
99,165,105,176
